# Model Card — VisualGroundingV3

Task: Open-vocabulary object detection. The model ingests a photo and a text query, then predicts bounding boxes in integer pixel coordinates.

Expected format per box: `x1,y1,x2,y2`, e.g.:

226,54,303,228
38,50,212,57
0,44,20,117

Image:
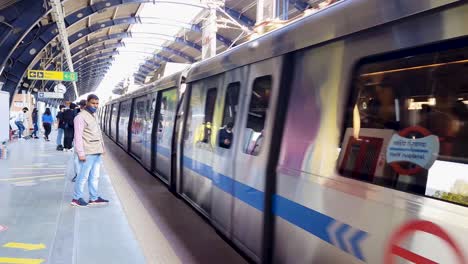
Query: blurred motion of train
100,0,468,263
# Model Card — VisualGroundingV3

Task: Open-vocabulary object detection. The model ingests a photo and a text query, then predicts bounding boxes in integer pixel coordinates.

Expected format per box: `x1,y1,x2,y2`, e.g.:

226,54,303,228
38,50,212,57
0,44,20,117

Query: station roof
0,0,333,104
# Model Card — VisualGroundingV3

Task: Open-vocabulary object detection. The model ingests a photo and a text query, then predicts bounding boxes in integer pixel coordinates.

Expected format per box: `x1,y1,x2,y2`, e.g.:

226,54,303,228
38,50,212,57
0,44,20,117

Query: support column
256,0,289,23
201,7,217,60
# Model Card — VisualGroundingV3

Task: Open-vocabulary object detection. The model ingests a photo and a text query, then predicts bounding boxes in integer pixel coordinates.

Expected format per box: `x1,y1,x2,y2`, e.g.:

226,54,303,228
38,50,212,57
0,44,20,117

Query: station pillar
257,0,289,23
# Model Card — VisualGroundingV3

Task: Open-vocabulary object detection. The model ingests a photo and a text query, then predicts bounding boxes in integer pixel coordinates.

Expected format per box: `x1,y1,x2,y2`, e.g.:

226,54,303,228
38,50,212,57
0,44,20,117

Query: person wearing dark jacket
63,103,77,151
56,105,66,150
42,108,53,141
31,108,39,139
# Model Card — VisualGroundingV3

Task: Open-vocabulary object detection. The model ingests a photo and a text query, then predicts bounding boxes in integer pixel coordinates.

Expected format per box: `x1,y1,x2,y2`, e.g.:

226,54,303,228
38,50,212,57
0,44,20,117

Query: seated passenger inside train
218,122,234,149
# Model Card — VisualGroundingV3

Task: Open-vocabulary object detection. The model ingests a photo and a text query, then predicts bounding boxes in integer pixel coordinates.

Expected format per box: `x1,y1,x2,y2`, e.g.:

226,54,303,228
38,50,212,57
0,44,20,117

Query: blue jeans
73,154,102,201
32,123,39,137
15,121,25,138
73,153,81,177
56,128,64,146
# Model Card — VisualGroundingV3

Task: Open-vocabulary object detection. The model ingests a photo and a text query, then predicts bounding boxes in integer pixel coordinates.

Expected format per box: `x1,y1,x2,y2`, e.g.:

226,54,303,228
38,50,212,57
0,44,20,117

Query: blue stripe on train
151,144,368,261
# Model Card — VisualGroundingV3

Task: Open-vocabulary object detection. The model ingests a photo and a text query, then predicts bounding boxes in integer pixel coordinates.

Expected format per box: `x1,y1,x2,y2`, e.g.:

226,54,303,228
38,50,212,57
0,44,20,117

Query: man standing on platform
71,99,87,182
56,105,66,150
71,94,109,207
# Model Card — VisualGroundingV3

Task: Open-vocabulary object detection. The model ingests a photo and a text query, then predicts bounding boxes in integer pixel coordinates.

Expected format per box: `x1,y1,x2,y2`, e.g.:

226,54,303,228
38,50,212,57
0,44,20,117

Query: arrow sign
0,258,44,264
327,221,367,261
3,243,46,251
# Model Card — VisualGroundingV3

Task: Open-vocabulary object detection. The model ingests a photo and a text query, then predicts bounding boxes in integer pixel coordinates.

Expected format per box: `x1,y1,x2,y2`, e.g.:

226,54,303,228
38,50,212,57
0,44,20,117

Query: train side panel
273,3,468,263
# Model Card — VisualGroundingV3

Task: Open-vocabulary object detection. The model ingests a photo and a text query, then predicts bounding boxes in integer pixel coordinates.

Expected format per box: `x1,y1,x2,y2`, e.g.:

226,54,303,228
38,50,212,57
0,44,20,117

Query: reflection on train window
118,101,131,144
110,103,119,138
157,89,177,145
201,88,217,143
132,98,145,135
339,43,468,207
219,82,240,149
244,76,272,156
222,82,240,126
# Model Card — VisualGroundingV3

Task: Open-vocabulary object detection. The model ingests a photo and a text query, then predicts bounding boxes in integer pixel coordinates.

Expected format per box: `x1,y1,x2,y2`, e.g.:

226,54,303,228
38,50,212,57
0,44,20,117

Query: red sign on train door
384,220,467,264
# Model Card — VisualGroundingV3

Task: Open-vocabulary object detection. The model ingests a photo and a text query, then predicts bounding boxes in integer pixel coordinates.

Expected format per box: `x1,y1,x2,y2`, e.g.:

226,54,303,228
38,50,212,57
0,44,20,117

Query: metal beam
50,0,79,99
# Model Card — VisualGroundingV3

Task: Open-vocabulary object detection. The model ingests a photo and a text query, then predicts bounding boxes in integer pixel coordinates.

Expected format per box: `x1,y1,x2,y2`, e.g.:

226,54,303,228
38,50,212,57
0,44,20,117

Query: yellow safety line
0,174,64,182
11,181,35,185
38,176,64,182
0,257,44,264
3,243,46,251
10,168,64,170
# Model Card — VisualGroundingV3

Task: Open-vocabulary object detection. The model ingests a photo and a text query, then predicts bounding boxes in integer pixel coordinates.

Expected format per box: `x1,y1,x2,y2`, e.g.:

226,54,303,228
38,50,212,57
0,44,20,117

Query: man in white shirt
15,107,28,139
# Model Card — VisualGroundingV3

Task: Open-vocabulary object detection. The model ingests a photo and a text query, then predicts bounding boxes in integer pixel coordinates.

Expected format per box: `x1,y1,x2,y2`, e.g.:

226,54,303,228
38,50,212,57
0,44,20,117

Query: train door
172,90,187,193
142,92,157,170
110,103,119,140
181,74,224,216
118,100,131,150
104,105,109,134
232,56,283,261
130,96,147,160
153,88,178,184
210,67,248,237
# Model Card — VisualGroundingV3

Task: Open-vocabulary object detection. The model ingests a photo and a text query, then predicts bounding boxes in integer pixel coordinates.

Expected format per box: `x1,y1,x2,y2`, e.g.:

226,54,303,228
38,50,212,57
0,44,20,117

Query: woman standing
31,108,39,139
42,108,53,141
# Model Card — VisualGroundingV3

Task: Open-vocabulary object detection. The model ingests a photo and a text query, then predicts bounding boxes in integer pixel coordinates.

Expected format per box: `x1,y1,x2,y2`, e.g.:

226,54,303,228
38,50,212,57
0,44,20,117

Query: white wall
0,92,10,142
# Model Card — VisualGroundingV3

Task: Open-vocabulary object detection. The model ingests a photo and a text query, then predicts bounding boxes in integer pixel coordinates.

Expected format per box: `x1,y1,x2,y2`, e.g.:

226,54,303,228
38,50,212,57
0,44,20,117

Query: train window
157,89,177,146
244,76,272,156
110,103,119,139
185,85,218,146
219,82,240,149
339,43,468,207
222,82,240,126
200,88,217,144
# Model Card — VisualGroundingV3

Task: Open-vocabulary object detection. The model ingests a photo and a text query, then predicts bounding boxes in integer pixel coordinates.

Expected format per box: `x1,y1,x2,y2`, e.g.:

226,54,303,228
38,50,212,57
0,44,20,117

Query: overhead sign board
38,92,64,99
27,70,78,82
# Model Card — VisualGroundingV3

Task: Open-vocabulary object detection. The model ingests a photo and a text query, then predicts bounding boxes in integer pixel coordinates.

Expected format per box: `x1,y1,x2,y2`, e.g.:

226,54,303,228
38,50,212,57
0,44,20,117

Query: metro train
100,0,468,263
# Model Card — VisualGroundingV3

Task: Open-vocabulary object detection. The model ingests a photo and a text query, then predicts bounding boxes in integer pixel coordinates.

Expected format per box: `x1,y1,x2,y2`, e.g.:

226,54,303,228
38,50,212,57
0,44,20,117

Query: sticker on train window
386,126,439,175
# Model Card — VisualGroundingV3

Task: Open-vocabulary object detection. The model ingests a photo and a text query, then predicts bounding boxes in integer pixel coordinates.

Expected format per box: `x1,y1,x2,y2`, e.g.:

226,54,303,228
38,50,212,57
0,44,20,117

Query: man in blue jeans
71,94,109,207
15,107,28,139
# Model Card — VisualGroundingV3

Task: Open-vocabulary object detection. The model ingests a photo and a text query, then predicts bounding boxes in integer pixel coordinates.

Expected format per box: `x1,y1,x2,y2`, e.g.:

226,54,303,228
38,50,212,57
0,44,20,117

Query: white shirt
16,112,25,122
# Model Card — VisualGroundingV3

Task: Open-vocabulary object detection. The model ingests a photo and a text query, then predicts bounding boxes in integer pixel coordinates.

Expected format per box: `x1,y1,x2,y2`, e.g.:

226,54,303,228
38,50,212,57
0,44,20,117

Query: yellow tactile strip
102,152,181,264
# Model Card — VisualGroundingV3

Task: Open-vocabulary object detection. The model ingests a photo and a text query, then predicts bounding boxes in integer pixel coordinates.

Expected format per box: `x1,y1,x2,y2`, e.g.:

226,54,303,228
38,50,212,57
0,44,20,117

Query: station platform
0,132,247,264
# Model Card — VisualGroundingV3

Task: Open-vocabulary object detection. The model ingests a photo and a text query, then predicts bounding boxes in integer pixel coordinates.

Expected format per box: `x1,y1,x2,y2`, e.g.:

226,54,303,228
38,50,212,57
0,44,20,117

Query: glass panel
185,86,219,147
339,44,468,207
244,76,272,156
219,82,240,149
131,97,146,158
118,101,131,145
111,103,119,139
156,89,177,152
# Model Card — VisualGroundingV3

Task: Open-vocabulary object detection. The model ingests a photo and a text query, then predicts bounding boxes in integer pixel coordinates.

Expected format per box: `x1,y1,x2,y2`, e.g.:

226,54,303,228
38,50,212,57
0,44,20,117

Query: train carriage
101,0,468,263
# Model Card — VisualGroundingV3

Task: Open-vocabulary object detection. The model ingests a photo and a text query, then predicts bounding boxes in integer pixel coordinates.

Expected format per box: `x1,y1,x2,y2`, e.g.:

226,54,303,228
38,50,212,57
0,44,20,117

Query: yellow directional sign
0,257,44,264
27,70,78,82
2,243,46,251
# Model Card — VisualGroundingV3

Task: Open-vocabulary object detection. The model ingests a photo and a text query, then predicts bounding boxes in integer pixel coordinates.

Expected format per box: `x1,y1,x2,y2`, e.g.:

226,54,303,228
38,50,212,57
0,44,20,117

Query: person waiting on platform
71,100,87,182
71,94,109,207
63,103,77,151
31,108,39,139
56,105,66,151
77,100,86,114
218,122,234,149
15,107,28,140
42,108,53,141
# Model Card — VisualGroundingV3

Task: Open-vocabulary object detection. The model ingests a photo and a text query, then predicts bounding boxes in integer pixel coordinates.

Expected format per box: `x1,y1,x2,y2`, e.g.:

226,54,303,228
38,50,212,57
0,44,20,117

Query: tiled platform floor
0,131,246,264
